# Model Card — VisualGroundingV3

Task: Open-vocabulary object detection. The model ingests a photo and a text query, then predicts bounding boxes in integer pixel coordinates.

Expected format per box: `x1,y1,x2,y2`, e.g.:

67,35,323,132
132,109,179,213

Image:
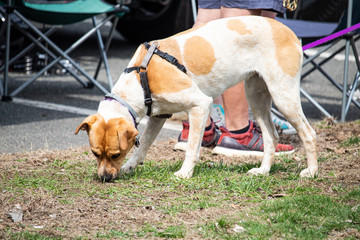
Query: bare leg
192,8,275,130
194,8,221,27
220,8,264,131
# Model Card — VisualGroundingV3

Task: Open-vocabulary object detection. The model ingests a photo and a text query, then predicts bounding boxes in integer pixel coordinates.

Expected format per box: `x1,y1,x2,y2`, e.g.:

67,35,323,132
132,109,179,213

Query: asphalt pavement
1,20,359,154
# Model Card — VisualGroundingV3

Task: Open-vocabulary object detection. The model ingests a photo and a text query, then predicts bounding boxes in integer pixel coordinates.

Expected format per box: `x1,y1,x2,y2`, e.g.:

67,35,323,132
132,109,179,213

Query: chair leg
1,21,89,94
0,27,55,73
303,41,338,67
9,10,113,97
13,25,89,88
93,16,119,88
302,35,360,79
0,19,4,97
302,43,343,79
190,0,197,23
345,71,360,115
305,43,360,110
343,37,360,118
1,5,12,101
341,38,352,122
300,87,333,119
92,16,114,90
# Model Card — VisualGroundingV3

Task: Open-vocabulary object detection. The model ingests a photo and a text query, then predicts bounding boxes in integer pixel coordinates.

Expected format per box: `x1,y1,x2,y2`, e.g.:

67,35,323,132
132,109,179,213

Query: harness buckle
164,54,176,64
144,97,152,106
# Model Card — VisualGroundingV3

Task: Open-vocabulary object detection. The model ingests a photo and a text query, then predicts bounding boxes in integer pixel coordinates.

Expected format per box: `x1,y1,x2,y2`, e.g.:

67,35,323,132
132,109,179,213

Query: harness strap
123,42,186,117
140,71,152,116
141,42,158,69
123,66,140,73
139,42,159,116
104,93,140,147
104,93,138,127
143,42,186,73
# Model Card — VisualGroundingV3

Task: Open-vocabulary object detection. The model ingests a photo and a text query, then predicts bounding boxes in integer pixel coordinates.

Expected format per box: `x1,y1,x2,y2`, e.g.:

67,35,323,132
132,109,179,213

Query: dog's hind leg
244,74,279,176
268,77,318,178
174,94,213,179
121,117,166,174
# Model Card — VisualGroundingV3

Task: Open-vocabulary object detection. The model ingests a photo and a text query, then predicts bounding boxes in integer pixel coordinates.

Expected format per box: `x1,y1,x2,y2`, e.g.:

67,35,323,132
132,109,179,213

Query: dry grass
0,120,359,239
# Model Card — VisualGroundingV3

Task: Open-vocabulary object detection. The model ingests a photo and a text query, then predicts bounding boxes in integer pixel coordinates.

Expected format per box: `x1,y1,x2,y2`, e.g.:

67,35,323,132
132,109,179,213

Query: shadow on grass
115,159,292,181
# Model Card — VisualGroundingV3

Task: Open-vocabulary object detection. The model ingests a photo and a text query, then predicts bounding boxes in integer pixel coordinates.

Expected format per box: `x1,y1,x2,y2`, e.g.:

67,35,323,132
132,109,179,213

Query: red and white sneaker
173,119,219,151
212,120,294,157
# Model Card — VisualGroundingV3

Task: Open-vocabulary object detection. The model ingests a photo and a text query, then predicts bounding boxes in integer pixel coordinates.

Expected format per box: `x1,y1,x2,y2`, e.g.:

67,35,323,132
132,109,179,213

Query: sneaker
249,107,296,135
210,104,225,128
212,120,294,157
173,119,219,151
271,109,297,135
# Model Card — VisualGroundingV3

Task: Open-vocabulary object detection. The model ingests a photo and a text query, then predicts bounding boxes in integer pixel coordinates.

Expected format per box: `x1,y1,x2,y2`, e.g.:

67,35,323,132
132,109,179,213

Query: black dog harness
102,42,186,147
124,42,187,117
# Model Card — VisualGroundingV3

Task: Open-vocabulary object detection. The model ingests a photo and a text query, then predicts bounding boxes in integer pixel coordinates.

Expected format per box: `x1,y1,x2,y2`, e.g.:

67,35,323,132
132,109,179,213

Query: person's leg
219,8,262,132
221,8,262,18
194,8,221,27
261,10,277,18
219,8,278,132
221,83,249,131
212,5,294,157
174,7,221,151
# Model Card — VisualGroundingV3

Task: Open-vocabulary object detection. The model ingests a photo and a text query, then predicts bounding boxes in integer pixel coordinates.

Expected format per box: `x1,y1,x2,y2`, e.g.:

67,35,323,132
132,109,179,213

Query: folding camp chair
277,0,360,122
0,0,128,101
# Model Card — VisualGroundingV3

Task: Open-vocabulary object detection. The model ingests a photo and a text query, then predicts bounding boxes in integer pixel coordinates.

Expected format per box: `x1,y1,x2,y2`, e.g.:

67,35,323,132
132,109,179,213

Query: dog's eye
92,150,100,157
111,154,120,159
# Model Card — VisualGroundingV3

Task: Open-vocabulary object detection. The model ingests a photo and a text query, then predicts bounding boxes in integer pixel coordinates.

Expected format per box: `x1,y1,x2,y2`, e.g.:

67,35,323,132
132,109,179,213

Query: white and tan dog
75,16,318,182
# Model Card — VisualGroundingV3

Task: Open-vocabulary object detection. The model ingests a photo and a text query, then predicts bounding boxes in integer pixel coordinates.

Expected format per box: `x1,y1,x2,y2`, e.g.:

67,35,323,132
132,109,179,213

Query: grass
245,194,359,239
1,229,62,240
196,193,360,240
341,135,360,147
1,148,359,239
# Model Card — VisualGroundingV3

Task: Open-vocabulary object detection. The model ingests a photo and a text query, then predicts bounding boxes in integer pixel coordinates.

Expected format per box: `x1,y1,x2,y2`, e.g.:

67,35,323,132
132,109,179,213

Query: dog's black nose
100,174,113,183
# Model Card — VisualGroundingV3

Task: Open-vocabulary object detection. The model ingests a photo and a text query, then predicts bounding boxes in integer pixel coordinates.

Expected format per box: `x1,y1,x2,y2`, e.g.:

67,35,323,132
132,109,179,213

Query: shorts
198,0,286,13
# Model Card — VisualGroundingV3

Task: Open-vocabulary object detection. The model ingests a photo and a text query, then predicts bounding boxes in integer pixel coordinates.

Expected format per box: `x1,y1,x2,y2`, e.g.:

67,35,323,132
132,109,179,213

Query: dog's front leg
121,117,166,174
174,97,212,179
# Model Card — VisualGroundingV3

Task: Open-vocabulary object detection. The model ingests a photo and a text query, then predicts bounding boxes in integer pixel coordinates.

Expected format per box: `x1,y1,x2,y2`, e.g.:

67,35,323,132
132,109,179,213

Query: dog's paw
247,167,270,176
174,170,193,179
300,167,318,178
121,163,136,174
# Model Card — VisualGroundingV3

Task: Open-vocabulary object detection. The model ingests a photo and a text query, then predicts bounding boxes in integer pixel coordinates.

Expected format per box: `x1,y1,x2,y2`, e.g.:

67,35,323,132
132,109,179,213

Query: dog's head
75,114,138,182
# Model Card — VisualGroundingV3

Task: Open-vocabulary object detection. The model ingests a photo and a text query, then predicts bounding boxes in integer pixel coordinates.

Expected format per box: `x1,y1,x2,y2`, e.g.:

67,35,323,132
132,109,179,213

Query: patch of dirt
0,120,359,239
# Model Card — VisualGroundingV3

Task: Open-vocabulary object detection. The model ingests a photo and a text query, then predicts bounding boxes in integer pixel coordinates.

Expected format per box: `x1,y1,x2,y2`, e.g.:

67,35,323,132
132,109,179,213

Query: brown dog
76,16,318,182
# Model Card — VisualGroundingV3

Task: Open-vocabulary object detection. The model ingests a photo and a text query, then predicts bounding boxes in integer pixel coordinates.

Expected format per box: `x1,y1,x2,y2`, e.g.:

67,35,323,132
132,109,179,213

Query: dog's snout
100,174,113,183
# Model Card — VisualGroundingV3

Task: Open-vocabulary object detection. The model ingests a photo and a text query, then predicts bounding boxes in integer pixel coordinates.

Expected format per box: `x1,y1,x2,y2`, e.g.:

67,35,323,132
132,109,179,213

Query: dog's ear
116,120,139,151
75,114,99,135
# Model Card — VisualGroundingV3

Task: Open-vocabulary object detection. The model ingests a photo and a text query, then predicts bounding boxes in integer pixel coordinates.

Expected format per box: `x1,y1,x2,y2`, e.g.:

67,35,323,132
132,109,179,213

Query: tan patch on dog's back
267,18,301,77
132,39,183,69
130,39,192,95
148,38,192,94
227,19,252,35
183,36,216,76
158,38,183,65
147,58,192,95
